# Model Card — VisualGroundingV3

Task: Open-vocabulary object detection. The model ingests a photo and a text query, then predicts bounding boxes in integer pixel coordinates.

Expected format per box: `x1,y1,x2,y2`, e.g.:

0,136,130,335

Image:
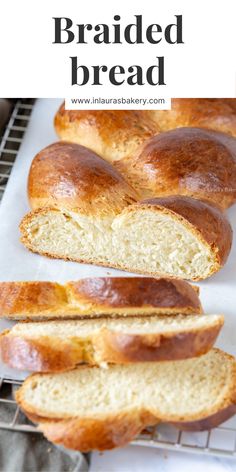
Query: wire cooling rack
0,99,236,460
0,99,35,201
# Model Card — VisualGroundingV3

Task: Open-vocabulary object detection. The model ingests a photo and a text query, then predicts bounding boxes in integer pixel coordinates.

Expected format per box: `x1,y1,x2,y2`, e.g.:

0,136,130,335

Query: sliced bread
0,314,223,371
20,200,232,282
16,349,236,451
0,277,202,320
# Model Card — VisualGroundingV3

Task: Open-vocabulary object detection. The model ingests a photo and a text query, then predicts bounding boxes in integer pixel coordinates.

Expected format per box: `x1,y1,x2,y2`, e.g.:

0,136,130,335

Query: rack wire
0,99,34,201
0,99,236,460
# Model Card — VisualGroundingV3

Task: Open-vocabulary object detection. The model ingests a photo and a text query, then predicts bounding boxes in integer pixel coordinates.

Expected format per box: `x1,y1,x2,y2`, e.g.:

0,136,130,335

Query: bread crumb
99,361,108,369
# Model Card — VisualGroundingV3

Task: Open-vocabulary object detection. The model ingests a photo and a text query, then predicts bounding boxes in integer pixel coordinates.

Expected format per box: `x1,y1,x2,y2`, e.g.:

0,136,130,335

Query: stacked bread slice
0,277,235,451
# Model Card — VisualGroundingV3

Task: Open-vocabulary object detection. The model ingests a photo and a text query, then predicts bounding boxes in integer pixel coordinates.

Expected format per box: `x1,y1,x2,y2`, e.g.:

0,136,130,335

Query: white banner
1,0,236,107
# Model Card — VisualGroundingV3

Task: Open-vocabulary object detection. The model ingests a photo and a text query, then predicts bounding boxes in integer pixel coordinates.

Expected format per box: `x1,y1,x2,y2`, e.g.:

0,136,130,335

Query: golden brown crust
24,412,156,452
0,282,68,319
0,316,223,371
94,321,222,364
28,141,138,215
119,127,236,209
54,101,236,167
0,333,84,372
0,277,202,320
131,196,232,270
54,106,158,162
54,102,236,209
151,98,236,137
171,404,236,432
68,277,202,313
38,403,236,452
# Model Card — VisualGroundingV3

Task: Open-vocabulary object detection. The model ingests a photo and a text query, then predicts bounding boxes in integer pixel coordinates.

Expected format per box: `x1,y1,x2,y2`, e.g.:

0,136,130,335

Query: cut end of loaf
20,200,223,280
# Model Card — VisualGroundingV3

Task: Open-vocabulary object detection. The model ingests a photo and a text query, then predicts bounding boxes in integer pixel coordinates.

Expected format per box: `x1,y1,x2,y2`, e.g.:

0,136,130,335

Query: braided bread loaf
20,141,232,280
54,102,236,209
55,99,236,159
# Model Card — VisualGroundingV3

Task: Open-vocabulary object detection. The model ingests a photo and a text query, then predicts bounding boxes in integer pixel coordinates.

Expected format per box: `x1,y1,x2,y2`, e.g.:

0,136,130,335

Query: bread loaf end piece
20,196,232,280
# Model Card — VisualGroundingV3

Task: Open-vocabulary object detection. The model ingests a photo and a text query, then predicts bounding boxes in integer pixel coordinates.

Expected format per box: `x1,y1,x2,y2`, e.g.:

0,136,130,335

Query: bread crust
152,98,236,137
93,321,222,364
28,141,138,215
54,101,236,162
23,412,157,452
15,349,236,451
54,107,159,162
0,277,202,320
120,128,236,209
68,277,202,313
0,281,68,319
0,316,223,371
38,403,236,452
171,404,236,432
54,102,236,209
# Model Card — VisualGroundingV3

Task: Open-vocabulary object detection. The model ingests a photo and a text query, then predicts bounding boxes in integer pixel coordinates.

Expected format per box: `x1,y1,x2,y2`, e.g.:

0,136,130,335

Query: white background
0,0,236,468
0,0,236,103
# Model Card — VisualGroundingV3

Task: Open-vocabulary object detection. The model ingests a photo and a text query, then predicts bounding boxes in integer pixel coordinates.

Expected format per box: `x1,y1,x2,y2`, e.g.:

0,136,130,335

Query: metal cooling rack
0,99,236,460
0,99,35,201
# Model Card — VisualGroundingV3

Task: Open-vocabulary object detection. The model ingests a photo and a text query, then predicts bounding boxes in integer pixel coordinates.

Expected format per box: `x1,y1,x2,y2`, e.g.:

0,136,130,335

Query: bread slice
16,349,236,451
0,314,223,371
0,277,202,320
20,197,232,281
